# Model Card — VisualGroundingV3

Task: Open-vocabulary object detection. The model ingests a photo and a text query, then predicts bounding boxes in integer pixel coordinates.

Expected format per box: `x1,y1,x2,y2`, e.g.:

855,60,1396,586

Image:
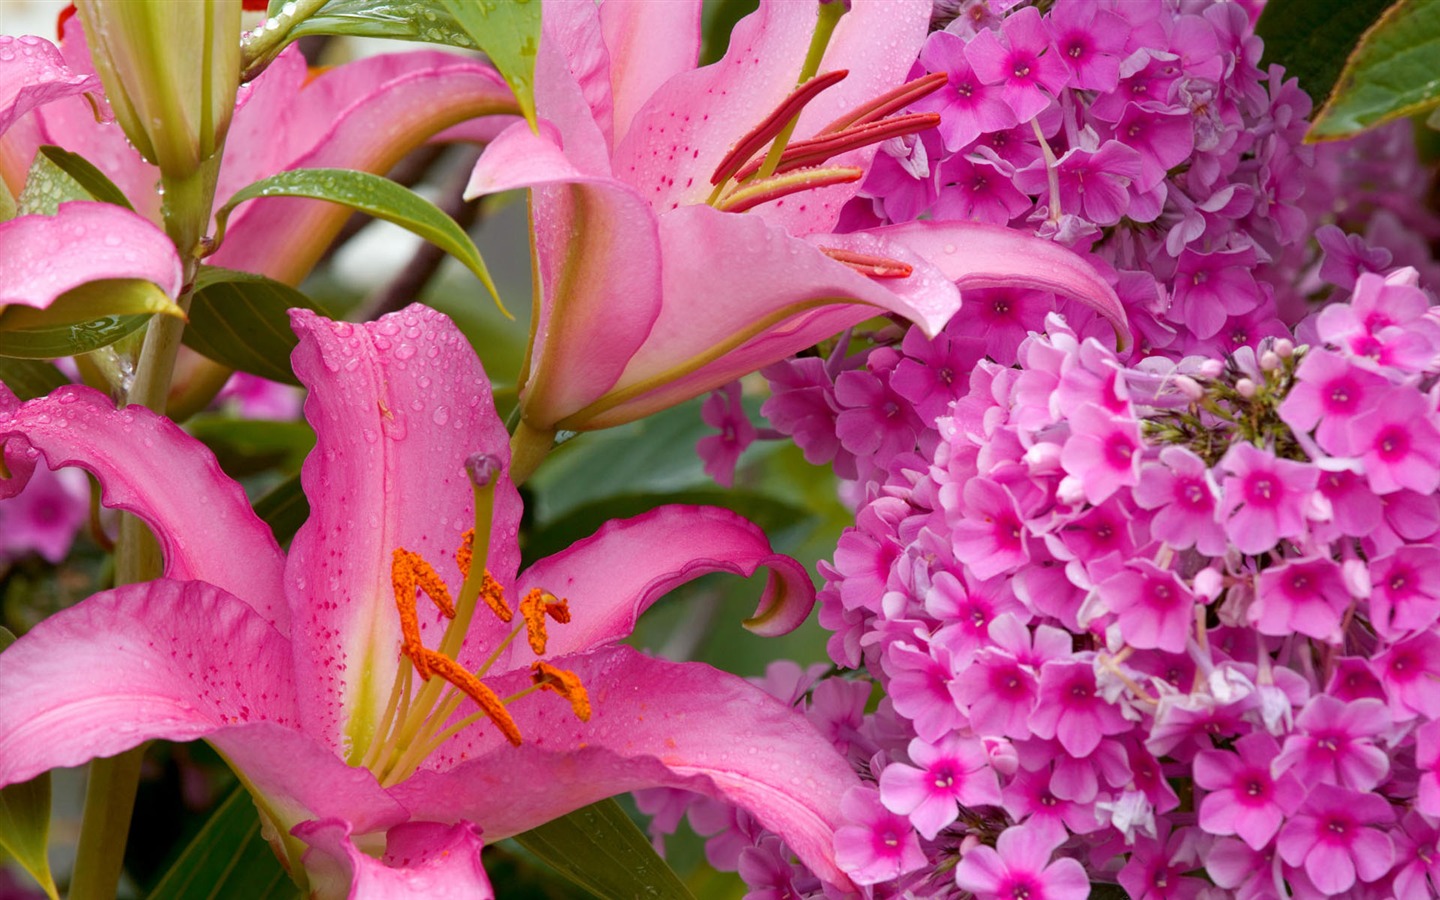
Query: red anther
242,0,271,9
717,166,863,213
732,112,940,182
818,246,914,278
710,69,849,187
55,4,77,39
820,71,949,134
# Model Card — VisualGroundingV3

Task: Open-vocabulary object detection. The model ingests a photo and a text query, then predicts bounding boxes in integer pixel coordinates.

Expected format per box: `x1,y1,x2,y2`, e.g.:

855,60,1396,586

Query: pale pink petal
297,819,492,900
0,202,182,308
466,122,664,430
538,0,616,155
395,647,860,892
599,0,702,147
611,0,930,229
875,219,1130,348
210,58,518,285
285,306,522,755
0,34,99,137
0,579,296,789
0,386,287,626
488,505,814,673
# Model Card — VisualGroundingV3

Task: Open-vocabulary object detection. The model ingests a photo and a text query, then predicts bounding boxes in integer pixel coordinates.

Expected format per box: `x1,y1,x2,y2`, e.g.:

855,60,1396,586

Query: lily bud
75,0,242,179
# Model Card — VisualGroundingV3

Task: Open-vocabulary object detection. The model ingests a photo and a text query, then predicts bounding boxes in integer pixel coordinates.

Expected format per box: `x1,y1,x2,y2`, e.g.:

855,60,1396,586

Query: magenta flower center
1243,472,1280,506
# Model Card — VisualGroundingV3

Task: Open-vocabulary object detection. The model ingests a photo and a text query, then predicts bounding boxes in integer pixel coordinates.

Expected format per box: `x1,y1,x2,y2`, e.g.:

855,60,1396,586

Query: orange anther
399,549,455,618
456,528,475,579
482,571,512,623
421,650,523,746
520,588,551,655
533,661,591,722
392,549,431,680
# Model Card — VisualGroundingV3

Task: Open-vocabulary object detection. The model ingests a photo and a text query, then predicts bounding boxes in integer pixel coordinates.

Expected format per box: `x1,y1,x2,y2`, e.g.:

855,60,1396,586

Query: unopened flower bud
1273,338,1295,358
1173,375,1204,401
1198,359,1225,379
1259,351,1281,371
1234,378,1257,398
76,0,242,179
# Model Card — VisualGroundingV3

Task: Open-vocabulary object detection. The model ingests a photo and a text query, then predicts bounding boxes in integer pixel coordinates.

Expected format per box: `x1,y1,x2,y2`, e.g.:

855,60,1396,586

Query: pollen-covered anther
392,549,432,679
481,571,512,623
731,112,940,182
532,661,592,722
710,69,849,186
419,649,523,746
455,527,475,579
715,165,863,214
520,588,567,655
818,246,914,278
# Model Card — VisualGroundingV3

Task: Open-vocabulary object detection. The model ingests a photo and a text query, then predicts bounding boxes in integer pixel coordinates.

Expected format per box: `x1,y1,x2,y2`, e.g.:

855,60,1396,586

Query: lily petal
876,220,1132,347
396,646,860,892
483,504,814,673
0,34,100,138
0,386,287,625
286,306,522,756
598,0,701,148
0,381,36,499
209,55,519,285
0,202,183,309
0,579,296,789
563,204,961,429
466,122,664,430
297,819,492,900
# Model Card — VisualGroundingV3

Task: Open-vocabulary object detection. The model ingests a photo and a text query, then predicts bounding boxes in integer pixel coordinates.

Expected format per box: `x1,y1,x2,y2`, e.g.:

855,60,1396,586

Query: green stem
509,419,555,487
70,154,223,900
754,0,847,180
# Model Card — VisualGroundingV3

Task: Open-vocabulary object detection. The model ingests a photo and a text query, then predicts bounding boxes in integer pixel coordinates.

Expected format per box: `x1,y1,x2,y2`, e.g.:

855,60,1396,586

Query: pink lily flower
467,0,1128,433
0,305,862,895
1,20,519,286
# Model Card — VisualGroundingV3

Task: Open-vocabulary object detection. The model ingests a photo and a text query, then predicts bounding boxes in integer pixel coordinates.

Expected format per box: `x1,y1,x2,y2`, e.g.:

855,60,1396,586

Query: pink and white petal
484,505,814,674
395,647,861,892
0,386,287,625
466,122,664,430
209,59,518,286
563,204,960,429
0,579,297,789
297,819,492,900
0,34,100,138
611,0,929,223
539,0,616,155
285,306,522,756
599,0,701,148
0,202,182,309
874,220,1130,348
0,381,36,499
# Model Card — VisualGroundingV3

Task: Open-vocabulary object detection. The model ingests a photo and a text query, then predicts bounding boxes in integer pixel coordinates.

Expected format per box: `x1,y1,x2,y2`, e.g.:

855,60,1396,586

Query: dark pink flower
1116,826,1209,900
1252,556,1351,641
1059,402,1142,504
834,787,927,885
1044,3,1126,92
1273,695,1391,792
935,148,1033,225
953,824,1089,900
1218,442,1317,555
1194,733,1305,850
950,477,1030,579
964,7,1070,122
1030,658,1132,757
879,734,1002,838
1390,810,1440,900
1278,349,1389,457
1373,632,1440,722
1352,388,1440,496
1133,446,1227,556
1276,783,1395,896
1096,560,1195,653
918,31,1018,150
1368,545,1440,639
698,380,758,488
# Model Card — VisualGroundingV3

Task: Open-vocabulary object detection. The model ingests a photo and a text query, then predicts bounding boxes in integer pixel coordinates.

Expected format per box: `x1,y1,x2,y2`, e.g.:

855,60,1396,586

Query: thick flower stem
509,419,556,487
71,154,222,900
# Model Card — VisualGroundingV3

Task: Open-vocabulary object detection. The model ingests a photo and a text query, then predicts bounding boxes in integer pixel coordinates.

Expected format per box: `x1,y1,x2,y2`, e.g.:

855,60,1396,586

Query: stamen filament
360,659,412,770
819,71,948,134
715,165,863,213
710,69,849,188
732,112,940,182
818,246,914,278
754,0,849,181
1030,118,1062,223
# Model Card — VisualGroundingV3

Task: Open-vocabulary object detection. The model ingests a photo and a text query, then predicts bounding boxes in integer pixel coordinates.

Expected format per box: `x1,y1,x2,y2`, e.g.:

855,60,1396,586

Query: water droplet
432,406,449,426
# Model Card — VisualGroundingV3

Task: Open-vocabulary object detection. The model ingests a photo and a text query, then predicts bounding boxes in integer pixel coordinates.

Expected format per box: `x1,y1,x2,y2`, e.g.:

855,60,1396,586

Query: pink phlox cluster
0,463,87,565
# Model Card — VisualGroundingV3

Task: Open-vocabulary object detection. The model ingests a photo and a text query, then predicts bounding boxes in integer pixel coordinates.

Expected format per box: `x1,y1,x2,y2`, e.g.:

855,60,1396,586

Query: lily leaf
0,359,69,401
146,786,296,900
1309,0,1440,140
185,266,326,385
512,799,696,900
279,0,478,49
436,0,540,129
0,629,59,900
0,278,183,333
16,151,91,216
36,145,134,211
253,472,308,547
1255,0,1392,114
189,416,315,478
213,169,507,316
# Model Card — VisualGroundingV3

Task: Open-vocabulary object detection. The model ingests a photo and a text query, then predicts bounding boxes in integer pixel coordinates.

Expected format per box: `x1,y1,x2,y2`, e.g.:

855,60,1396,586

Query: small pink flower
879,734,1002,839
1368,545,1440,639
1352,388,1440,496
1059,402,1141,504
1273,695,1391,792
697,380,758,488
1278,349,1389,457
964,7,1070,122
1096,559,1195,653
1194,733,1305,850
1276,783,1395,896
834,787,927,886
1133,446,1227,556
1217,442,1317,555
1251,556,1351,641
953,824,1089,900
1029,658,1132,757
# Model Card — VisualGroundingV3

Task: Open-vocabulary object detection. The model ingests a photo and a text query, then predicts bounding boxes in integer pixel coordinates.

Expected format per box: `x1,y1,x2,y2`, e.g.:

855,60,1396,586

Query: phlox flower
949,476,1030,579
833,787,927,886
878,734,1002,839
964,7,1070,123
1133,446,1227,556
1352,387,1440,496
697,380,758,488
1276,783,1395,896
1116,825,1209,900
1217,441,1317,555
917,32,1017,150
1390,811,1440,900
1252,556,1351,641
1373,632,1440,722
1277,348,1390,457
0,463,86,564
1058,402,1141,504
1043,2,1126,92
1317,269,1440,373
953,824,1089,900
1029,658,1133,757
1273,695,1391,792
1367,545,1440,639
1194,733,1305,850
934,147,1034,226
1095,559,1196,653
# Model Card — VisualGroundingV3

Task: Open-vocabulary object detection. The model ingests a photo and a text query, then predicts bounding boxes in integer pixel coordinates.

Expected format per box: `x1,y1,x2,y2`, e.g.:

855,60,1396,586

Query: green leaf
253,472,309,547
0,628,58,900
16,150,92,216
184,267,327,386
1309,0,1440,140
436,0,540,129
188,416,315,478
146,786,296,900
214,169,507,317
0,312,149,359
0,359,69,401
282,0,480,49
36,145,134,211
1256,0,1392,113
0,278,183,333
512,799,696,900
